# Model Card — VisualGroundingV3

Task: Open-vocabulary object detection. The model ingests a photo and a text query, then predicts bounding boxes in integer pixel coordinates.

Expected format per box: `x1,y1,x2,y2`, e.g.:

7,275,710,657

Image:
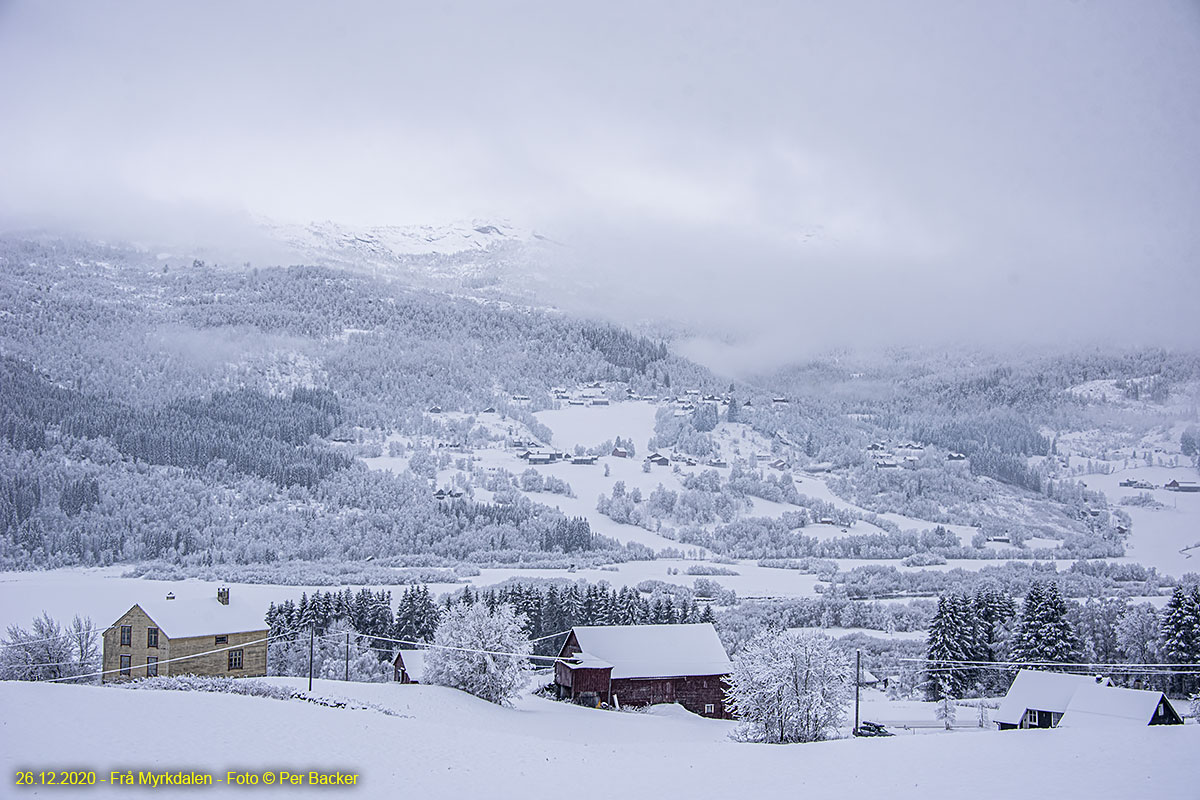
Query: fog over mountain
2,1,1198,370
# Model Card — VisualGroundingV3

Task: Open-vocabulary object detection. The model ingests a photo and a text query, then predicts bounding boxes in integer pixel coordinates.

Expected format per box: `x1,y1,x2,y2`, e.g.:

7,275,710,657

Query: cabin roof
567,623,731,680
393,649,428,681
125,595,267,639
994,669,1099,725
1058,684,1177,728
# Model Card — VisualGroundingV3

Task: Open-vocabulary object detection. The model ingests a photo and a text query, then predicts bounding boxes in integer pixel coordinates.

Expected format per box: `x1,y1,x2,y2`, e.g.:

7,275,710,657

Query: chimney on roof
217,587,230,605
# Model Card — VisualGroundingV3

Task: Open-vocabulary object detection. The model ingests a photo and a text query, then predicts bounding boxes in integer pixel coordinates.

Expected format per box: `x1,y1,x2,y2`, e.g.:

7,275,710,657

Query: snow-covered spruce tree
1010,581,1082,668
935,696,956,730
725,630,852,744
925,594,972,699
1159,585,1200,695
423,602,531,705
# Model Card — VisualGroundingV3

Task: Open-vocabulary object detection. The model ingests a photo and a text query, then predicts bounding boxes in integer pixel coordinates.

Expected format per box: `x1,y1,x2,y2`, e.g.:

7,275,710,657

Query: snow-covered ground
1082,465,1200,577
2,679,1195,799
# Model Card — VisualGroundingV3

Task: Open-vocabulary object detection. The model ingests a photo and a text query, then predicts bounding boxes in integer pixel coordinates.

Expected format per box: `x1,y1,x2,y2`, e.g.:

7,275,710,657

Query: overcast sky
1,1,1197,365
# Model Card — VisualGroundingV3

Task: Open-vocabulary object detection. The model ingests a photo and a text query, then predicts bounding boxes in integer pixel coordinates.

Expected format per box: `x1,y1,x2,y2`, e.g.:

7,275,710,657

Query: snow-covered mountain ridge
260,217,586,310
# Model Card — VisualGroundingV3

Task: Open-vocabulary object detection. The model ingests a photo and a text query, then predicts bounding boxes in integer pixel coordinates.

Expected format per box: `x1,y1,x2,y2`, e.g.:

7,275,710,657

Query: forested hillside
0,235,695,575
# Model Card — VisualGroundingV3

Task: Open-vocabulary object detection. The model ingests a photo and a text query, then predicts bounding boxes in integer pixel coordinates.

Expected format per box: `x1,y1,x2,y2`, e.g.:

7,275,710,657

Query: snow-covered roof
1059,684,1176,728
994,670,1100,725
563,651,614,670
859,667,880,685
568,624,732,680
394,649,428,682
127,593,268,639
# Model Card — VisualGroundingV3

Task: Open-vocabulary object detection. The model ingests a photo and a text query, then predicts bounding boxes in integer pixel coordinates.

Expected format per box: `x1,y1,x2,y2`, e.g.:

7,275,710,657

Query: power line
309,630,569,662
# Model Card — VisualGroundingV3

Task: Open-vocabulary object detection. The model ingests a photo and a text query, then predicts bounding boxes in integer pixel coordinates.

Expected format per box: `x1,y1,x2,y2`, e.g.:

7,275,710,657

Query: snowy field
2,679,1195,799
1082,465,1200,577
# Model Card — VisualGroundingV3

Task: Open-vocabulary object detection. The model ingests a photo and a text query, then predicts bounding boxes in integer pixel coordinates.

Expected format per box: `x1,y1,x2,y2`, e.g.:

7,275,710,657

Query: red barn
555,623,733,718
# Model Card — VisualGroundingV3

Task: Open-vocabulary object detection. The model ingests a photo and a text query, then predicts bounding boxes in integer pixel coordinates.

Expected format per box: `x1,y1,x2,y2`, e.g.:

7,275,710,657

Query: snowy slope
2,679,1196,799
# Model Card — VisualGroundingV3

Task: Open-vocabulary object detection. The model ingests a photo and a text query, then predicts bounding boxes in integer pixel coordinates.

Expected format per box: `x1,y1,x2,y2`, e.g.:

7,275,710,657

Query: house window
215,635,228,644
147,627,159,648
1024,709,1039,727
120,625,132,646
1158,702,1164,717
146,657,158,677
228,649,243,670
704,704,716,715
120,655,131,677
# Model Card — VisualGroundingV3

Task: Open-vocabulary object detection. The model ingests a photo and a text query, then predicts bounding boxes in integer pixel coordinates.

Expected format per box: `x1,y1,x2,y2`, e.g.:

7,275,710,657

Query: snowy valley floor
1,679,1196,799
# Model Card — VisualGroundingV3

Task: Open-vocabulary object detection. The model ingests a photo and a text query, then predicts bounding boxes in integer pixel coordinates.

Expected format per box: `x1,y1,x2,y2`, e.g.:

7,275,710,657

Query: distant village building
427,405,442,414
392,649,427,684
102,588,267,683
571,455,598,465
646,453,670,467
995,670,1181,730
1165,480,1200,492
554,623,733,718
611,447,629,458
590,398,610,406
946,452,967,461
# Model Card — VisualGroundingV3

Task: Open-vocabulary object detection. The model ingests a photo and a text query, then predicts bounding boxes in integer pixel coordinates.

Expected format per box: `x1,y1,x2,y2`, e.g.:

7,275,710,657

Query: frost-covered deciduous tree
0,613,97,682
725,630,851,743
423,602,531,705
1115,603,1160,663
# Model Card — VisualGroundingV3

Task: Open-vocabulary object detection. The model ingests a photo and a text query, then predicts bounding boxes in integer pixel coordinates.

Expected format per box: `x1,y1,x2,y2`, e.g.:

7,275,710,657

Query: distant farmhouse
995,669,1181,730
1164,479,1200,493
103,588,267,682
554,623,733,718
392,649,428,684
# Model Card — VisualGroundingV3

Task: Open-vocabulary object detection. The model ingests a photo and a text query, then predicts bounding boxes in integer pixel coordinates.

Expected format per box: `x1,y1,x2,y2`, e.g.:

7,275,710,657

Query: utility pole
308,626,314,692
345,632,350,682
854,649,861,735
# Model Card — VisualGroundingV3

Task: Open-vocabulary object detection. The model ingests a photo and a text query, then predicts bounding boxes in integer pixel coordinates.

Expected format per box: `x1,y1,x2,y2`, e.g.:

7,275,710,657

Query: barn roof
394,649,428,682
562,651,614,670
1059,684,1177,728
994,669,1101,725
126,594,267,639
568,623,732,680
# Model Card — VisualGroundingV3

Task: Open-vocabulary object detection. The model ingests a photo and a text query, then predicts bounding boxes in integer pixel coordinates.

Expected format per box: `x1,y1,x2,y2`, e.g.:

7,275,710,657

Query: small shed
393,649,428,684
